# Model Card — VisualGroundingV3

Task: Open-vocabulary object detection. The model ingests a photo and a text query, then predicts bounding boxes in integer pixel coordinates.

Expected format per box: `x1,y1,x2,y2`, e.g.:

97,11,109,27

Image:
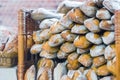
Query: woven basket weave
0,52,17,67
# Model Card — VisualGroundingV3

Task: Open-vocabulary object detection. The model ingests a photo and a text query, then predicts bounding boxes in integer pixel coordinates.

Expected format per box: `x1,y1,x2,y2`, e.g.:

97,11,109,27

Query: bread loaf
80,1,98,17
78,54,92,67
96,8,111,19
37,67,52,80
57,50,68,59
37,58,54,69
93,56,106,67
86,32,102,45
54,62,67,80
24,65,36,80
74,36,91,49
102,31,115,45
39,18,58,29
67,8,87,24
99,20,114,30
30,44,42,54
84,18,100,33
96,65,110,76
31,8,63,21
50,21,66,34
60,42,76,54
71,24,88,34
48,34,65,47
90,45,106,57
104,44,116,60
61,30,77,42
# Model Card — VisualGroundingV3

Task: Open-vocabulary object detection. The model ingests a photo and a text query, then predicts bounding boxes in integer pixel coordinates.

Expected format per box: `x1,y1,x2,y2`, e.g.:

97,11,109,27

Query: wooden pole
115,10,120,80
18,9,25,80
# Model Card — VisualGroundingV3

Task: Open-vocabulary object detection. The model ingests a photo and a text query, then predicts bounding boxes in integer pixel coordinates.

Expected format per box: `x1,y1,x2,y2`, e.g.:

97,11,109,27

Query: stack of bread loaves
25,0,119,80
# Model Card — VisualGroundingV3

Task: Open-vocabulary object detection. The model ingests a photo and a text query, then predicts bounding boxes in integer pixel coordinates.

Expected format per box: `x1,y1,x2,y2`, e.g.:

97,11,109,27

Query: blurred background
0,0,85,32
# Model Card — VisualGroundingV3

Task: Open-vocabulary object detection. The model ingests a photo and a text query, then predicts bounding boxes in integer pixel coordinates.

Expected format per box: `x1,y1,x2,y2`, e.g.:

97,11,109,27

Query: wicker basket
0,51,18,67
18,9,120,80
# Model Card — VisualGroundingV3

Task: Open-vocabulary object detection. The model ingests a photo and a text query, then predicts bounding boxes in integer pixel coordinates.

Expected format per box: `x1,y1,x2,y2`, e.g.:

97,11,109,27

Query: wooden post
18,9,25,80
115,10,120,80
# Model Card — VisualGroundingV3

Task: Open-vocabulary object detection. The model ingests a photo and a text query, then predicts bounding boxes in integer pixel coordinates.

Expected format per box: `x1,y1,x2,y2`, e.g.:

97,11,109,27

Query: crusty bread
86,32,102,45
84,18,100,33
104,44,116,60
93,56,106,67
67,8,86,24
50,21,66,34
24,65,36,80
48,34,65,47
60,42,76,54
74,36,91,49
61,30,77,42
30,44,42,54
96,65,110,76
78,54,92,67
80,1,98,17
99,20,114,30
96,8,111,20
90,45,106,57
39,18,58,29
102,31,115,45
37,58,54,70
71,24,88,34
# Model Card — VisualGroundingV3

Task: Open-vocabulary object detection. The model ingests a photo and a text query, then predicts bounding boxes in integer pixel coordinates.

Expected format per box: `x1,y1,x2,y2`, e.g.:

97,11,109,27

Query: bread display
71,24,88,34
84,18,100,33
99,20,114,30
86,32,102,44
96,8,111,20
27,0,117,79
